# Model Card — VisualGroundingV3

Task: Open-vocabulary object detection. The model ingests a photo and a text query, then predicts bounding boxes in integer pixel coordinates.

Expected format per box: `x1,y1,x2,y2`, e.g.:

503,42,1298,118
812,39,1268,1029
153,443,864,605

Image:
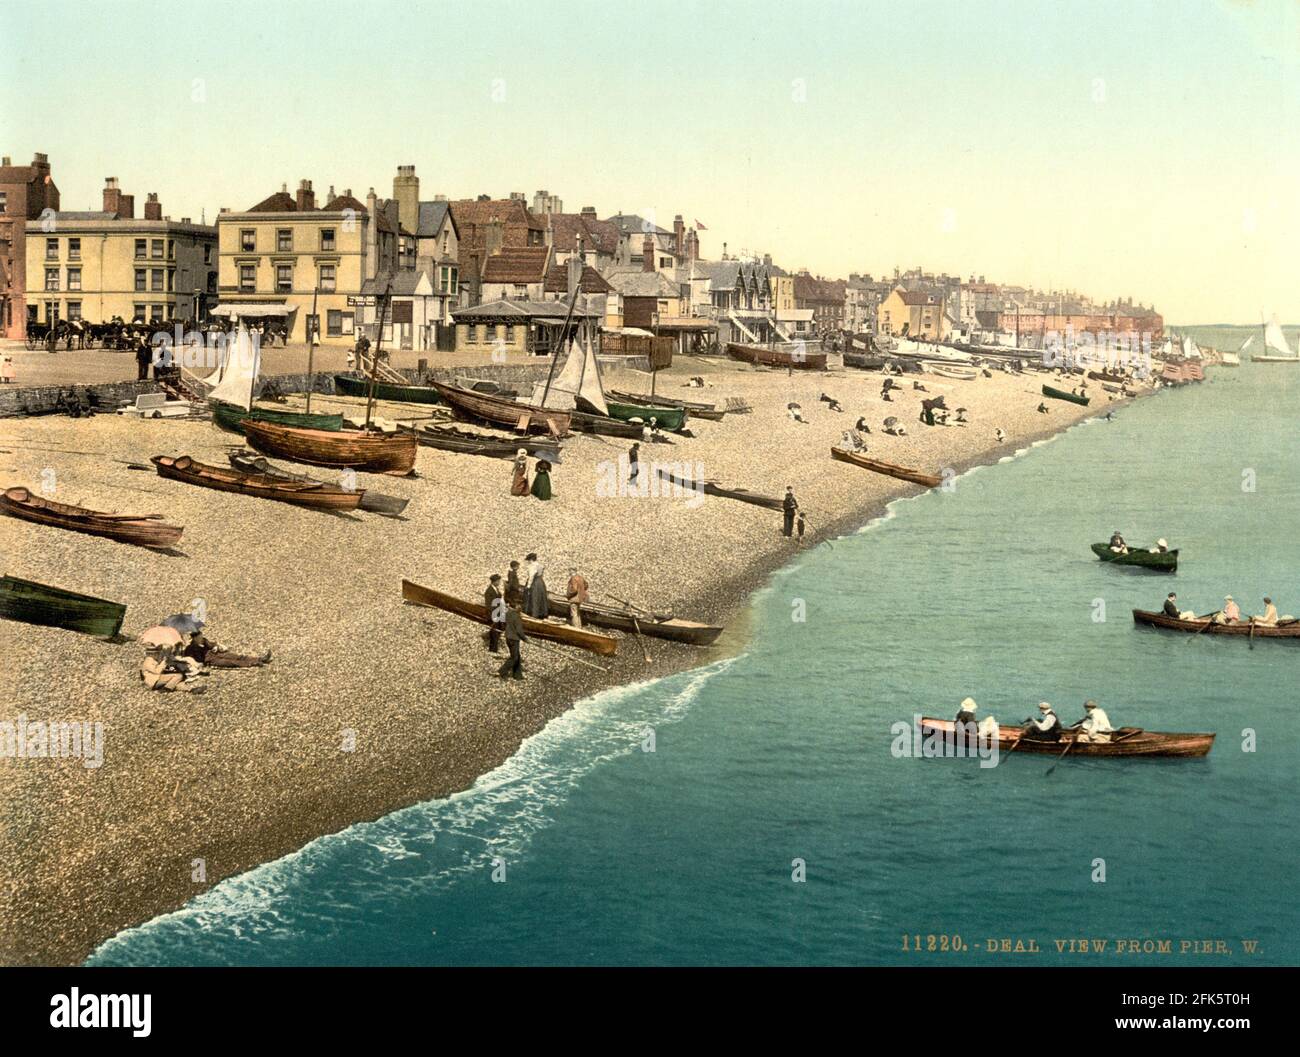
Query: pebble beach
0,354,1138,964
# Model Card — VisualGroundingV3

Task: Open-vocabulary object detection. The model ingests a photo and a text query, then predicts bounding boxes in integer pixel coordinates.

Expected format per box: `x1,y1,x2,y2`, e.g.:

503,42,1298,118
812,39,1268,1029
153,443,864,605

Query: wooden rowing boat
925,362,978,380
842,350,886,370
829,446,943,488
334,373,443,405
1,486,183,549
726,342,828,370
599,398,688,431
1132,608,1300,638
152,455,364,510
0,574,126,637
606,389,725,420
211,400,344,434
226,452,407,515
400,423,560,458
1090,543,1177,571
401,579,618,656
919,718,1214,758
429,381,570,437
1042,384,1090,406
653,468,783,509
544,593,723,645
242,420,418,476
568,409,644,438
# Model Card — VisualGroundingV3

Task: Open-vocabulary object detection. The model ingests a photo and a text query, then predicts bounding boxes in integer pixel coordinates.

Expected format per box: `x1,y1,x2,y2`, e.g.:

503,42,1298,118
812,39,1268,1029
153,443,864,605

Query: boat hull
829,446,942,487
153,455,364,510
1090,543,1177,571
403,425,559,458
0,574,126,637
242,420,418,476
1,487,183,549
653,468,783,509
211,400,344,434
401,579,618,656
226,453,405,515
334,374,444,404
430,382,570,437
726,342,827,370
544,593,723,645
602,399,688,432
919,718,1214,758
1041,384,1090,406
1132,608,1300,638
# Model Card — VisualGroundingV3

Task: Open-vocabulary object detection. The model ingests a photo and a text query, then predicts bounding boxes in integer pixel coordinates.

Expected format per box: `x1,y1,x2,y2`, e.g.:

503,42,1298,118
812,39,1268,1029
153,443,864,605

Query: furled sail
532,333,608,416
204,326,261,409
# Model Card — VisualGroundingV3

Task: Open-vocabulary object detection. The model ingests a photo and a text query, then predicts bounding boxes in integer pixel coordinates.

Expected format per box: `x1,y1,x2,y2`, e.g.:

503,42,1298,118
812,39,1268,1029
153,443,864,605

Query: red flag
694,219,708,230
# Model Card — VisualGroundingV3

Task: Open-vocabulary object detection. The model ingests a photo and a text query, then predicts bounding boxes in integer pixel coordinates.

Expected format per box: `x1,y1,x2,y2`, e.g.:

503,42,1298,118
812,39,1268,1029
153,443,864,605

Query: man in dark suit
497,603,527,681
782,486,799,537
484,574,506,653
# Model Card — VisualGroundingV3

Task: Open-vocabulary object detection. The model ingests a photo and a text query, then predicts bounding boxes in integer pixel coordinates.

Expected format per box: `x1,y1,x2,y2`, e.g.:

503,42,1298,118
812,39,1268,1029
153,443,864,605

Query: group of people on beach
139,613,271,694
510,450,553,501
481,556,591,681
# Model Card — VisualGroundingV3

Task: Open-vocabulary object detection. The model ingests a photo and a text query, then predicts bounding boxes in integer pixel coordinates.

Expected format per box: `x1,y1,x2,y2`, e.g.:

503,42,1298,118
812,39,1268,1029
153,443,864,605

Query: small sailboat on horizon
1250,315,1299,363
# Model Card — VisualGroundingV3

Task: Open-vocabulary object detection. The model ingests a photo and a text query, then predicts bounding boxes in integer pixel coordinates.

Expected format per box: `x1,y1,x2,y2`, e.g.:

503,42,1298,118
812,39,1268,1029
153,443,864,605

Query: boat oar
604,592,669,622
1045,738,1075,776
629,615,651,664
526,637,610,673
1248,618,1256,650
1111,728,1144,744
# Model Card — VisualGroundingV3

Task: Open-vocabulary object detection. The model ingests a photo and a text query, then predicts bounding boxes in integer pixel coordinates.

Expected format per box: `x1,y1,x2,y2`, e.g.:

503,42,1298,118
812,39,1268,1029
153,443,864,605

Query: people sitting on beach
819,393,844,412
1022,702,1062,742
954,407,968,423
787,403,805,423
995,428,1006,444
1108,530,1127,553
1075,699,1114,743
855,416,871,434
1255,596,1279,627
140,645,206,694
912,381,928,392
1213,595,1241,624
1163,592,1181,619
181,628,272,669
881,387,894,402
1037,402,1049,414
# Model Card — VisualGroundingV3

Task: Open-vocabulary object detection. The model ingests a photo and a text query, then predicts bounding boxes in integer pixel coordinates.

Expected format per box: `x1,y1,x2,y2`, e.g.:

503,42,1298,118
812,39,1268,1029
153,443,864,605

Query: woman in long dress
523,553,548,618
510,450,530,496
530,458,553,501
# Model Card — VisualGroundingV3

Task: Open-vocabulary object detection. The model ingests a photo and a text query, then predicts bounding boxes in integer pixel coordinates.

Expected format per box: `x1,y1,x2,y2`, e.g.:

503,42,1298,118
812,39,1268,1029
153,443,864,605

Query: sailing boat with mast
1250,314,1298,363
242,284,418,475
209,322,344,433
1221,334,1249,367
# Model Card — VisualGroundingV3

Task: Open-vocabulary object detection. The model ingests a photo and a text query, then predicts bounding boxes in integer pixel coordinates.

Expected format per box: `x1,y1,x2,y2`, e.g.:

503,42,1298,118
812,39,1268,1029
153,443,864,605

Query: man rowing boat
1075,699,1114,744
1022,702,1062,741
1214,595,1241,625
1108,530,1128,554
1163,592,1180,619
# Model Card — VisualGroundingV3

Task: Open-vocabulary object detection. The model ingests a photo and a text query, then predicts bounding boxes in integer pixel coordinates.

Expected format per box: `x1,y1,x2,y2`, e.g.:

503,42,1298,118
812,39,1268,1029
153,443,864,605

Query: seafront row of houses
0,151,1164,353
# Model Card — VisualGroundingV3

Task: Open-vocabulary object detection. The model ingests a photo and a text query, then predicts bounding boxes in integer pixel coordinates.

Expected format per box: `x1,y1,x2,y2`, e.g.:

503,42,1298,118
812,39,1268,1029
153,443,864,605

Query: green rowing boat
0,574,126,637
1042,384,1090,406
334,373,444,405
602,398,687,431
212,401,344,434
1090,543,1178,572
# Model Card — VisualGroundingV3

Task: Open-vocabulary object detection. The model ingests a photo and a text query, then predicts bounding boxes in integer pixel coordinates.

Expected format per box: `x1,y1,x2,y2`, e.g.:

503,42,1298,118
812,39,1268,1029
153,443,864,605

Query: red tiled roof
897,288,940,306
247,191,298,213
543,263,612,294
548,212,620,256
323,194,368,215
482,246,550,283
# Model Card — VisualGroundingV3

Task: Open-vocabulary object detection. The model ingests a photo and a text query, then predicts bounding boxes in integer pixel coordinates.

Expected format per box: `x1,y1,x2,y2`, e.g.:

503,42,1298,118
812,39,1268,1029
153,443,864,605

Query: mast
540,275,582,407
364,281,392,430
305,284,320,413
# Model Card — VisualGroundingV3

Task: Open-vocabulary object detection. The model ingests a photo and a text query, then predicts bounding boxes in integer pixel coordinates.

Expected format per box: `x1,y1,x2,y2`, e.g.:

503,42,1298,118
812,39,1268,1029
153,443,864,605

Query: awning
212,303,293,318
652,317,718,332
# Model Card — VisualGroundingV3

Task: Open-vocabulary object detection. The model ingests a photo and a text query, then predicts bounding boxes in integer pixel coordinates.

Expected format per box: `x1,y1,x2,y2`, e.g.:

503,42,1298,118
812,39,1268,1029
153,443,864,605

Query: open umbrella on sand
162,613,203,635
139,625,184,648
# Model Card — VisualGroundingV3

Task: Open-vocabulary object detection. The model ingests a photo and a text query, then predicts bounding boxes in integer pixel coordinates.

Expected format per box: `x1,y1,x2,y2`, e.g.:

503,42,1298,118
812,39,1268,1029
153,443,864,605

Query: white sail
1182,335,1200,359
1264,316,1295,358
1237,334,1254,353
532,333,608,415
205,326,261,409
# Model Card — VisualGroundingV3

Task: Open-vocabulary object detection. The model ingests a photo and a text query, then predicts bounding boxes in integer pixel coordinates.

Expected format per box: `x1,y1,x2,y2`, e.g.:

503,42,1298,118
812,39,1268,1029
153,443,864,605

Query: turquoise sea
92,325,1300,966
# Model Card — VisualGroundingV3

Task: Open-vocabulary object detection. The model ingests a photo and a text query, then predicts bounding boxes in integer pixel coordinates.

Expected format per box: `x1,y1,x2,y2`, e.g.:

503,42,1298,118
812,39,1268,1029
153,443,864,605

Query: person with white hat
1022,702,1062,742
1150,538,1169,553
1214,595,1241,625
1075,699,1113,743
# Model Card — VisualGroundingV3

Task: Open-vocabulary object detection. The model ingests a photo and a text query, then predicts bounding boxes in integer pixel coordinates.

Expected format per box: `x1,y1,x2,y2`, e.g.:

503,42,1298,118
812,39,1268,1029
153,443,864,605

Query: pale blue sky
3,0,1296,321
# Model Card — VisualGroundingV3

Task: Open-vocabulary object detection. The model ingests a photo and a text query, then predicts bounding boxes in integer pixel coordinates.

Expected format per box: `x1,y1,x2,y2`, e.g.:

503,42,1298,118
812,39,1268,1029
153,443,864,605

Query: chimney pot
1,156,10,166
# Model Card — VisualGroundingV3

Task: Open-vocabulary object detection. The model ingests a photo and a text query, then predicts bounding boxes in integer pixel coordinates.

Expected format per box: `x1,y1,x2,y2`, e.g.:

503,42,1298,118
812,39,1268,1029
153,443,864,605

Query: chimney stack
144,193,162,220
103,177,121,215
642,235,655,272
296,179,315,211
1,156,10,166
568,235,584,297
673,215,684,256
580,205,596,218
119,193,135,219
394,164,419,236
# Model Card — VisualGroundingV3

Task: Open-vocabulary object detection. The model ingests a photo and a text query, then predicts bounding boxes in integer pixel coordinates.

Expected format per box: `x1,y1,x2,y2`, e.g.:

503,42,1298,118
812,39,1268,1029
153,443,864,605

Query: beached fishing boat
401,579,618,656
569,410,644,438
226,452,407,515
1090,543,1177,571
0,574,126,637
829,446,943,488
455,376,518,399
211,400,345,435
544,594,724,646
924,362,978,380
333,374,443,405
1132,608,1300,639
654,468,784,510
918,718,1215,758
152,455,364,511
1041,384,1090,406
606,389,725,420
601,398,687,431
726,342,828,370
843,350,887,371
1,486,184,550
430,381,571,437
399,423,558,458
242,420,418,476
1087,369,1129,383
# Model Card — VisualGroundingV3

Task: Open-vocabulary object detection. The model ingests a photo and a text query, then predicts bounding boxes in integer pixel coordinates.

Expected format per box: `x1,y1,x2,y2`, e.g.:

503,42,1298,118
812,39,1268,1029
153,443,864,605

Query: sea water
92,326,1300,966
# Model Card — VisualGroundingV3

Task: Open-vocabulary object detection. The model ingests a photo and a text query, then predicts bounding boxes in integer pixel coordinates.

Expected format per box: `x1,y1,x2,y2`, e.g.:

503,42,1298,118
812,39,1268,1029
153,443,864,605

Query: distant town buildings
0,153,59,339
